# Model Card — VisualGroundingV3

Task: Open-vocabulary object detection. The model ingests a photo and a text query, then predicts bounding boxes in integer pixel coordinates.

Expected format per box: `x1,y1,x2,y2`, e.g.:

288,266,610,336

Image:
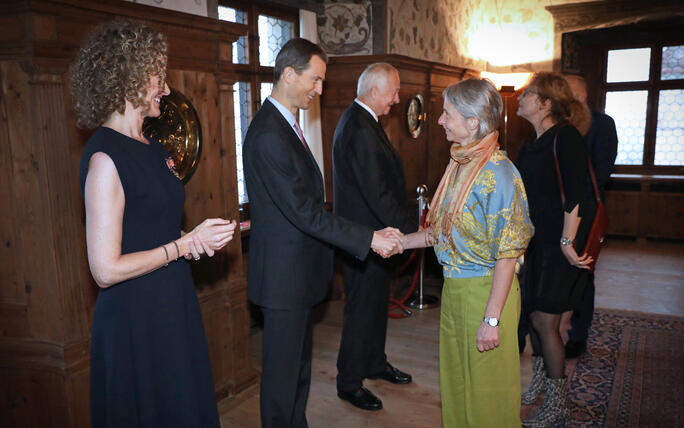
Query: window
219,1,298,206
218,6,248,64
602,44,684,172
258,14,294,67
232,81,251,205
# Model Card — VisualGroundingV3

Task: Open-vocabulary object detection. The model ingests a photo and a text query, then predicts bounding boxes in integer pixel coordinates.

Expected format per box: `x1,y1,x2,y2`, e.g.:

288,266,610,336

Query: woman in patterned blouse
402,78,534,427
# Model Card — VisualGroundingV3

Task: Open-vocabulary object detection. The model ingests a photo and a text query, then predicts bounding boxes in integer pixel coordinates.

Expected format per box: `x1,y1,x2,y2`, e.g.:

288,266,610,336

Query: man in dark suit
563,74,618,358
332,63,418,411
243,39,403,428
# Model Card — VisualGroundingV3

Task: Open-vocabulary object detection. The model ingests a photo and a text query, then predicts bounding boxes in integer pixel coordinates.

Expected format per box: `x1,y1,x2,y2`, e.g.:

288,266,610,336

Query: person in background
333,62,417,411
242,38,403,428
516,72,594,427
563,74,618,359
401,78,534,427
72,20,236,428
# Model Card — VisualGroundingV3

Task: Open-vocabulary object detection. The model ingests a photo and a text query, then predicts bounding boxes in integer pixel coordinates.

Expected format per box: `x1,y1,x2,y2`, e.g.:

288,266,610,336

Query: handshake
371,227,404,259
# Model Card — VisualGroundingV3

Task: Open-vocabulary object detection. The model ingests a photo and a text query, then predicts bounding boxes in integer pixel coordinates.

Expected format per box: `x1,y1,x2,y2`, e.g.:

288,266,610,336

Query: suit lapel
263,100,324,185
352,103,404,171
353,103,394,152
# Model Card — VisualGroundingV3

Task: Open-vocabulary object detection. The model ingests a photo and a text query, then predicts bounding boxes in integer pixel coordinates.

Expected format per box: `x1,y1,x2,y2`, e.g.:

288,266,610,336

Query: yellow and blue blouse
434,151,534,278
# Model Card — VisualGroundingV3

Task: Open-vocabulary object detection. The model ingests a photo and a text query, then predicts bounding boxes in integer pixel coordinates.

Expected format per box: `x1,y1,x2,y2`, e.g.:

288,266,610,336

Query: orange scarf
427,131,500,247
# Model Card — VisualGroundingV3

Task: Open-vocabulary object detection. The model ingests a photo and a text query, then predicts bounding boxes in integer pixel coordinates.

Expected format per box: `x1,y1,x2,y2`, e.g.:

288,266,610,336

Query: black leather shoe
367,362,412,384
337,386,383,411
565,340,587,359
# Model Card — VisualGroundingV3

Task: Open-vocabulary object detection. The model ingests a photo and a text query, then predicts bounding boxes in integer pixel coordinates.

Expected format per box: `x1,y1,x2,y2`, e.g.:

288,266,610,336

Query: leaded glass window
606,91,649,165
654,89,684,166
233,82,251,205
661,45,684,81
218,6,249,64
258,14,294,67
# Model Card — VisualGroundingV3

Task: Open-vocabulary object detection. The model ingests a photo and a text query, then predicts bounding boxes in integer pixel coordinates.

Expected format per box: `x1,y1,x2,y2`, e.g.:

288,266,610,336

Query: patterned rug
561,309,684,427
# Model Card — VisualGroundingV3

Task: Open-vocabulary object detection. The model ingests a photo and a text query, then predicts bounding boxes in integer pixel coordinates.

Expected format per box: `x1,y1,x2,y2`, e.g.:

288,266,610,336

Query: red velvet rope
387,207,429,318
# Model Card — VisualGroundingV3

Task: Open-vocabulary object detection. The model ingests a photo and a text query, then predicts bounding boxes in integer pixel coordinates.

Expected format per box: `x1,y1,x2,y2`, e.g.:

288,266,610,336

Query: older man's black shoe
337,386,383,411
367,362,412,384
565,340,587,359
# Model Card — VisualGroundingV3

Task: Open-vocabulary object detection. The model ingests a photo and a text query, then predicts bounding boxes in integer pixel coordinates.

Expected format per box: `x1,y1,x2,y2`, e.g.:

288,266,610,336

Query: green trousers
440,275,521,427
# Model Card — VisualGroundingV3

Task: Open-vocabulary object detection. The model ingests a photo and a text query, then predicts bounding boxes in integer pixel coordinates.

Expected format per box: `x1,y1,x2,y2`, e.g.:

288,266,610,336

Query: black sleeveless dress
79,127,220,428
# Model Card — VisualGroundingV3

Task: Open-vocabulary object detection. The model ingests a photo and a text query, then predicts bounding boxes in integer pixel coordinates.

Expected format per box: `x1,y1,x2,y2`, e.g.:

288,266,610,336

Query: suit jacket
243,99,373,310
586,111,618,200
332,102,416,238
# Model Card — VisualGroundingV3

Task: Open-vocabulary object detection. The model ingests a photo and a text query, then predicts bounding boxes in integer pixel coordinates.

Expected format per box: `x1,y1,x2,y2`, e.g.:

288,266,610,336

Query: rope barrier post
408,185,439,310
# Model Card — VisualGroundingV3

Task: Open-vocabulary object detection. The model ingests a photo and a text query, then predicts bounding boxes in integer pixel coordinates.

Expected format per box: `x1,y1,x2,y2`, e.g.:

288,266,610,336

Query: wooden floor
220,238,684,427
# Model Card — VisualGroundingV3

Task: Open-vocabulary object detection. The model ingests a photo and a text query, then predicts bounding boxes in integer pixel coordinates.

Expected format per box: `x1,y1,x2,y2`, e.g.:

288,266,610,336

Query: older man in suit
243,39,402,428
332,63,418,411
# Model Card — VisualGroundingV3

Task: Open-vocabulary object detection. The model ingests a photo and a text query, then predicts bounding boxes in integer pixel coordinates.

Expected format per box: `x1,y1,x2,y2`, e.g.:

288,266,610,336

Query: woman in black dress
516,72,594,427
71,21,236,427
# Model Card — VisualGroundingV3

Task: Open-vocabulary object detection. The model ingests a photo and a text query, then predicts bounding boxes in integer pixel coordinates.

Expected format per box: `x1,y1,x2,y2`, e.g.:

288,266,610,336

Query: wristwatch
560,237,574,246
483,317,499,327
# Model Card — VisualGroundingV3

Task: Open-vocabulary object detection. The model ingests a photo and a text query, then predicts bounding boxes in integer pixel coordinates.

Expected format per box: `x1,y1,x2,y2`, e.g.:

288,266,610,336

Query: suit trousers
260,307,313,428
336,256,390,392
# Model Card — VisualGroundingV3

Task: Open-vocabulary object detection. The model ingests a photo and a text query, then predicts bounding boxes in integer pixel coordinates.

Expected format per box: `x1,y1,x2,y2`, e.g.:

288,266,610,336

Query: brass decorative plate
406,93,425,139
143,88,202,182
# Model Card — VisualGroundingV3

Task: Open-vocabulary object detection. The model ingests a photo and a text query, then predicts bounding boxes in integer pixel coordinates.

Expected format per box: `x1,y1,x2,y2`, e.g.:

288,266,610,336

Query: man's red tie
293,121,307,148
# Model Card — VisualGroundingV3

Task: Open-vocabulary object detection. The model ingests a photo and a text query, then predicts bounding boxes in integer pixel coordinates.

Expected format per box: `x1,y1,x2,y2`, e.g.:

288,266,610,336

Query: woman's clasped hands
183,218,237,261
560,242,594,270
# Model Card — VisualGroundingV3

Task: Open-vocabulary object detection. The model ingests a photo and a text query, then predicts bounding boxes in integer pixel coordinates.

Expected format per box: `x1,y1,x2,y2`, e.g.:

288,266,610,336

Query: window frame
599,41,684,175
219,0,299,114
218,0,299,213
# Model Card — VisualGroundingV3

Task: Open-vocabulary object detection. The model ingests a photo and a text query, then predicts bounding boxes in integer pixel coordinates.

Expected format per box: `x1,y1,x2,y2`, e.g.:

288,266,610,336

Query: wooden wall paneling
35,80,93,340
604,190,640,235
393,68,429,199
604,176,684,240
644,189,684,239
1,61,62,339
1,367,70,427
0,62,24,305
319,59,366,199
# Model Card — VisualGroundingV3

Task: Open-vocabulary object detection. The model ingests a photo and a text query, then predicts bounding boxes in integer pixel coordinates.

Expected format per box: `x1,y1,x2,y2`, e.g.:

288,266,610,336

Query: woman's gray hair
442,78,502,140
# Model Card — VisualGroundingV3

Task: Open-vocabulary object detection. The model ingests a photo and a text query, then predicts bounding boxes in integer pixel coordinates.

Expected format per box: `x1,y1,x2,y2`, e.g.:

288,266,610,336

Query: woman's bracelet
172,240,180,259
161,245,169,267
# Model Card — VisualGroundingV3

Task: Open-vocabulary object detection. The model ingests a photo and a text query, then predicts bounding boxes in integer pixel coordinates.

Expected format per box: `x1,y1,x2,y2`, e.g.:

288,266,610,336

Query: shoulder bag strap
587,158,601,203
552,133,566,205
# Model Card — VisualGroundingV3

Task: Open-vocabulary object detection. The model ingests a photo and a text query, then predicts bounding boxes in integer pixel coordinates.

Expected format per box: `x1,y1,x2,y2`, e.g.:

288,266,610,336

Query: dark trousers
260,307,313,428
336,256,390,392
568,273,595,342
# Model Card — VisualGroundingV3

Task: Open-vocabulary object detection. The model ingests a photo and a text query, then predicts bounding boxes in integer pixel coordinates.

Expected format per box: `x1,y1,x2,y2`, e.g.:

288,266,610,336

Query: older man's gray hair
357,62,398,98
443,78,502,140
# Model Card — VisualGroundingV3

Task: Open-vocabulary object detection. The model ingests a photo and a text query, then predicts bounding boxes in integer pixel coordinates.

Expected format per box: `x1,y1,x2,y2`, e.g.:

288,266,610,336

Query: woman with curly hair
72,20,235,427
516,72,594,427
